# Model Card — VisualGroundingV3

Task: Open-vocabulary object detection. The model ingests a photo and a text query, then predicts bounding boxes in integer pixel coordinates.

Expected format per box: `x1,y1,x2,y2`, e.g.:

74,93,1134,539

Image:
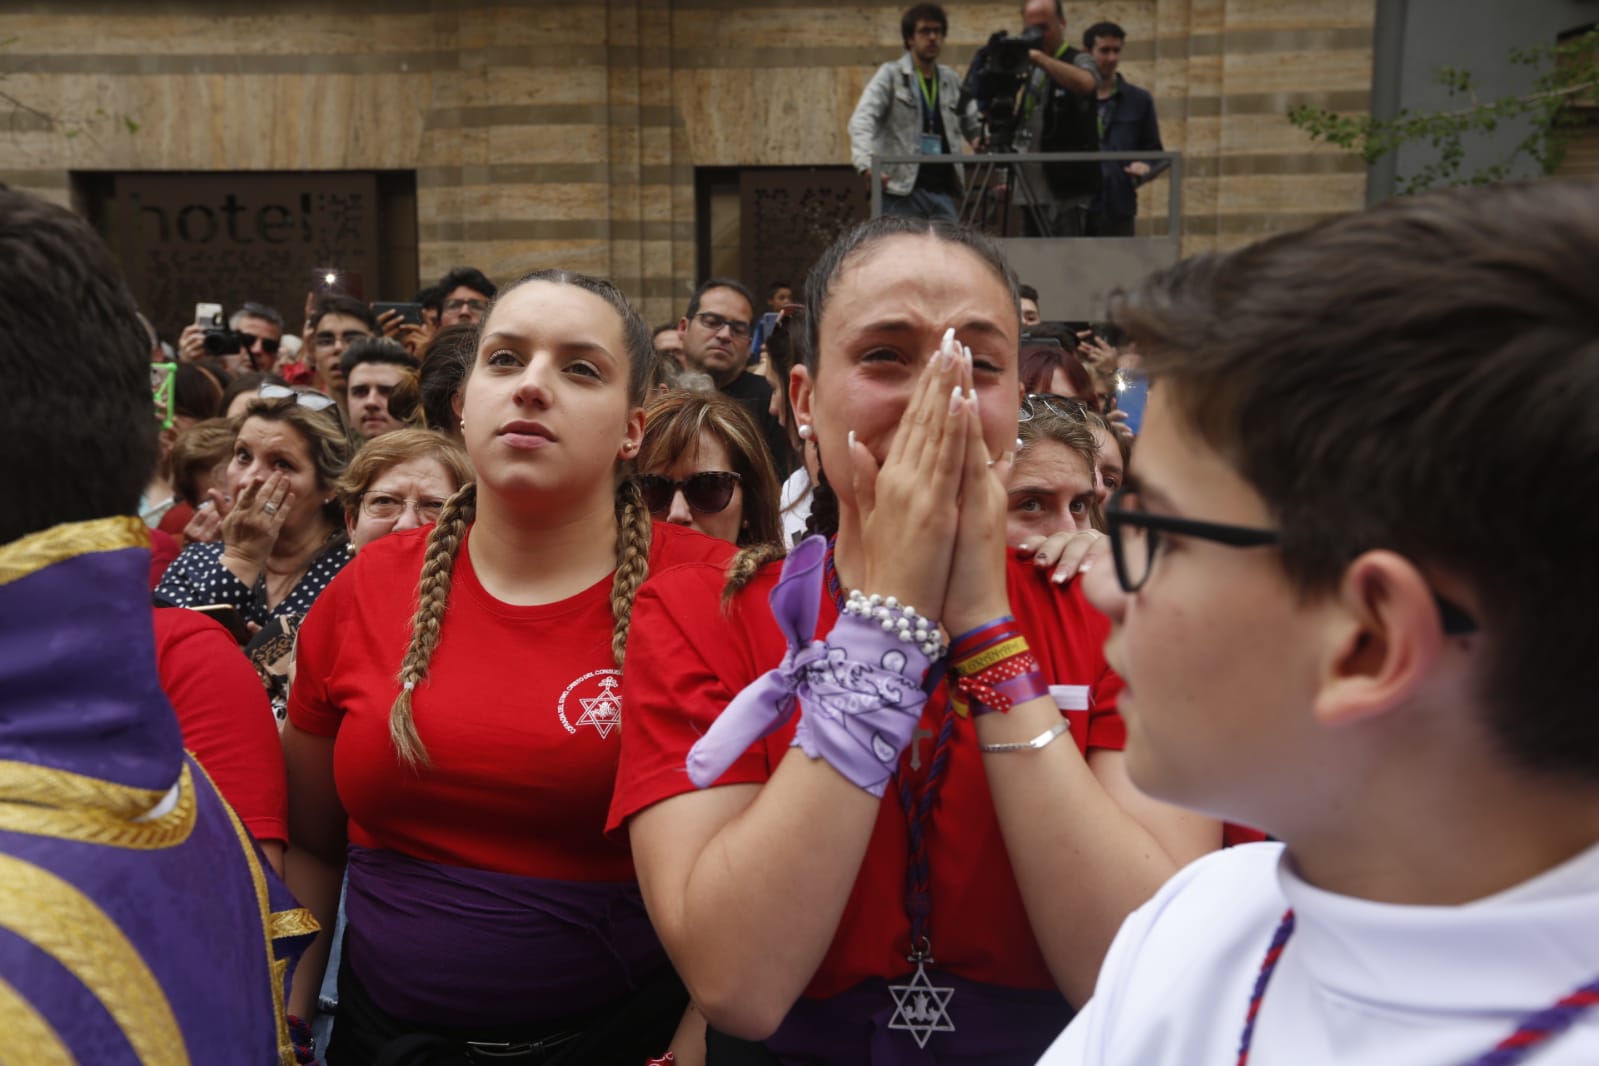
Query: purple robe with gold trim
0,517,315,1064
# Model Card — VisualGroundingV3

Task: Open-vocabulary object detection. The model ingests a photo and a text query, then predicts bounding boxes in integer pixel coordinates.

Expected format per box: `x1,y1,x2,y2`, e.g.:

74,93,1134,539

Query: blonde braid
722,541,788,607
609,479,653,667
389,481,476,768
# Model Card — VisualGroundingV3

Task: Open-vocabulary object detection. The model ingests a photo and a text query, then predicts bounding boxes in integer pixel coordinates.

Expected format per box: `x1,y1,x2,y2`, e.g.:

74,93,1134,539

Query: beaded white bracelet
842,590,948,658
977,719,1069,753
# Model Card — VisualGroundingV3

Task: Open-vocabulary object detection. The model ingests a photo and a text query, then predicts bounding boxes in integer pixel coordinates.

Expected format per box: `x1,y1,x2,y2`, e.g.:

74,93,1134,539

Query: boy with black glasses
1041,181,1599,1064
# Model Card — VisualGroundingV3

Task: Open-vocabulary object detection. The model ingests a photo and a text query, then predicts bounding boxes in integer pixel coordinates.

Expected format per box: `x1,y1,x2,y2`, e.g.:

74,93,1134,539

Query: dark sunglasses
636,471,741,515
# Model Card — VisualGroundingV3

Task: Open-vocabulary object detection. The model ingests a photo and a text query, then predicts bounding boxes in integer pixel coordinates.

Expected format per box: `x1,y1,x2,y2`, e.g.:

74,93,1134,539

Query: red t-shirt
608,550,1126,996
289,521,734,881
152,607,288,846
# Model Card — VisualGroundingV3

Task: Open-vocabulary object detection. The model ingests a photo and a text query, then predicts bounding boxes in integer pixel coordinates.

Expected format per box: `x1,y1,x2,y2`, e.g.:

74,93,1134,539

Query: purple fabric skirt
343,845,669,1027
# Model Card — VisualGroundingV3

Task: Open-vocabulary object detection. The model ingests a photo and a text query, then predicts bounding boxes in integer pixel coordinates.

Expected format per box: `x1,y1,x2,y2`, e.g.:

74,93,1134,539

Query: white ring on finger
262,502,279,515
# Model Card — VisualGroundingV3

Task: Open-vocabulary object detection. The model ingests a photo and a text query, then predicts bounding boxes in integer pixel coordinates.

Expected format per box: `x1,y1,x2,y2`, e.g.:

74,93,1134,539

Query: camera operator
849,3,982,221
1015,0,1102,236
178,301,286,375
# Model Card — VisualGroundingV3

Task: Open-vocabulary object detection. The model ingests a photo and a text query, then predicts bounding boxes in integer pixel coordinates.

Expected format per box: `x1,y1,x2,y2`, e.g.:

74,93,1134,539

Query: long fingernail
1078,556,1097,573
949,385,964,414
848,429,857,450
940,327,957,368
962,344,974,370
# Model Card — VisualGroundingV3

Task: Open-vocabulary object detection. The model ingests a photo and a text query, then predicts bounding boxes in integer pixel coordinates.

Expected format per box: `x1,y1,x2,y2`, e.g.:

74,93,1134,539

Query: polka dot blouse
155,539,350,626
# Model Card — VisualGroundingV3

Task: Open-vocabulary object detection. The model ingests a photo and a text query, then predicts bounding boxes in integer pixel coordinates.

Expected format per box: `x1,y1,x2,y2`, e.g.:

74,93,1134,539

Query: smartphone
191,603,251,644
750,311,781,360
372,301,424,326
1114,368,1149,435
194,302,223,329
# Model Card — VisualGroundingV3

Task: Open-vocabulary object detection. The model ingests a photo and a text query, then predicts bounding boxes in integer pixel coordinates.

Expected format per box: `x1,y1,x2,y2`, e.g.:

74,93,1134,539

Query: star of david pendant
887,952,955,1048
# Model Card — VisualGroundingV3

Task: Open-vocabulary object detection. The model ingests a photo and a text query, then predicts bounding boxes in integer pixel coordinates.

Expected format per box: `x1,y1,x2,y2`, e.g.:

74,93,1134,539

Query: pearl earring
797,424,813,440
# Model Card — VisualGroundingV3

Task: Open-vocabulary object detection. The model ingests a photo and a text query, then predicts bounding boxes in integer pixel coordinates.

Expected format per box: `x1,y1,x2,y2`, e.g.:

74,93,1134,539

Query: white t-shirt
1040,840,1599,1065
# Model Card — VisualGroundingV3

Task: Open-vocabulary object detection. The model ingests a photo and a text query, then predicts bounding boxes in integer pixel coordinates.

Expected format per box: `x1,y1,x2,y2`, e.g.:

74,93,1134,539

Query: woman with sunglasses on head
155,389,353,627
609,217,1219,1065
1008,394,1105,546
283,270,732,1065
635,390,783,548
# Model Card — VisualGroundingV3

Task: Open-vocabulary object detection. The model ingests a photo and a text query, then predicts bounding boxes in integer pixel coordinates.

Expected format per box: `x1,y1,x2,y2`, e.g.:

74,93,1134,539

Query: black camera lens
202,328,245,356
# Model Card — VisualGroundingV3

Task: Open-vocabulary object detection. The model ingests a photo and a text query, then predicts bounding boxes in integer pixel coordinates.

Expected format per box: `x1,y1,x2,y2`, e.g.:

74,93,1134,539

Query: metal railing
869,149,1184,239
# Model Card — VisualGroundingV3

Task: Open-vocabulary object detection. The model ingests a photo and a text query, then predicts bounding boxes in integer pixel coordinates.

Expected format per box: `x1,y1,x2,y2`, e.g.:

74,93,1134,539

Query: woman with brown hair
635,390,783,548
284,269,731,1064
335,428,472,551
155,390,352,623
609,217,1217,1064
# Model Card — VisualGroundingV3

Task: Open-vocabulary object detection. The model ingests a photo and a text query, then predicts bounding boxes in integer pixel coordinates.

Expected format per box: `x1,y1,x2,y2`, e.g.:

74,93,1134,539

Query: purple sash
343,844,670,1027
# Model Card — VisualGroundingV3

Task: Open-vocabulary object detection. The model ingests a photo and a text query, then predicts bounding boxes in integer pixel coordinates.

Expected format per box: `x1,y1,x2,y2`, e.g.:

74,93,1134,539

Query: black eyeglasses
692,311,753,340
1019,393,1093,422
636,471,742,515
1105,488,1478,636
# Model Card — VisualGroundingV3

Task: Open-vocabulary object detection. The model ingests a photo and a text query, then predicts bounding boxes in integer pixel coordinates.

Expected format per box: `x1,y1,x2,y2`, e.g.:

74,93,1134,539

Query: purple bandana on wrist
686,536,932,797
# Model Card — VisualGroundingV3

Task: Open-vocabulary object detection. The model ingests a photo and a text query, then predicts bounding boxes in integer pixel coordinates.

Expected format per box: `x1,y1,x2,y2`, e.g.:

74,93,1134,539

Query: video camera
958,25,1044,152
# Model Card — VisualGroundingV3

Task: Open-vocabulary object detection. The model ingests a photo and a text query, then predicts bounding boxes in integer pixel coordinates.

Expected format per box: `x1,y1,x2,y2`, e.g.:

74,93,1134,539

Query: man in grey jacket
849,3,982,221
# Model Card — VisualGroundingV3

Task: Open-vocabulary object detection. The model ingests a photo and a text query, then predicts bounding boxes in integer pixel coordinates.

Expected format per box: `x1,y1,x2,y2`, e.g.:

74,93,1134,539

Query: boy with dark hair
1081,19,1164,237
1042,180,1599,1064
339,336,421,441
308,294,377,406
848,2,981,220
0,185,315,1063
434,265,497,328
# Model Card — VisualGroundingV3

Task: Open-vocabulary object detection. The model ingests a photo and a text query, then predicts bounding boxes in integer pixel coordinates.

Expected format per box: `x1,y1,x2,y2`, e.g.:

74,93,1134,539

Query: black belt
464,1030,581,1063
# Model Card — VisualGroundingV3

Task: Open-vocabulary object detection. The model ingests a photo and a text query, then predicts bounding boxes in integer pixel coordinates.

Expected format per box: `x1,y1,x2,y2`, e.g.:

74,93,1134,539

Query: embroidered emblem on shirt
556,669,624,739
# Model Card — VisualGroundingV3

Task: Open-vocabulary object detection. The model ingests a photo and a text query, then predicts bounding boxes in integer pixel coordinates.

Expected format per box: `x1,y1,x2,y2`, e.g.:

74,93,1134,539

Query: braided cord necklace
1238,909,1599,1065
824,542,960,1048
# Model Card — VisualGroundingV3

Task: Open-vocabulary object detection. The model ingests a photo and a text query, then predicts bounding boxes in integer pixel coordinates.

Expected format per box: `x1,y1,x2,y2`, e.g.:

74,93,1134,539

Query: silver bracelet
978,719,1069,753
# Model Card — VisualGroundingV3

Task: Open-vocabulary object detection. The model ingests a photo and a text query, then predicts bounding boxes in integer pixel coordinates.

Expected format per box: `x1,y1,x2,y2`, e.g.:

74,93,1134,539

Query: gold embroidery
0,976,75,1064
0,853,190,1065
0,764,196,850
0,758,169,820
270,908,322,940
0,516,149,588
194,756,318,1066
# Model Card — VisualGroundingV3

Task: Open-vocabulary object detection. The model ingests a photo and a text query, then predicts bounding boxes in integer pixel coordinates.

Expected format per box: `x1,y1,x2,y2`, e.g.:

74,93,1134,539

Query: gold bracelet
977,719,1069,754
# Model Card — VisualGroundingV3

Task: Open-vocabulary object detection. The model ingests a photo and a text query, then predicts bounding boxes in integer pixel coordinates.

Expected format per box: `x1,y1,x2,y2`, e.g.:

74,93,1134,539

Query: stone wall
1,0,1375,323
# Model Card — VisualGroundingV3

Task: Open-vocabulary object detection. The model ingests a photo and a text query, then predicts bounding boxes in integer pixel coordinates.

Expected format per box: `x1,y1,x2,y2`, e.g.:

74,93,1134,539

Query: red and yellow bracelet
948,617,1049,717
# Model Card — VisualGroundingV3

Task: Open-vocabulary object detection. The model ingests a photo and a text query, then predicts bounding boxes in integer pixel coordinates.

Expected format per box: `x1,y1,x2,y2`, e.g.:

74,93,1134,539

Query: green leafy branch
1289,27,1599,194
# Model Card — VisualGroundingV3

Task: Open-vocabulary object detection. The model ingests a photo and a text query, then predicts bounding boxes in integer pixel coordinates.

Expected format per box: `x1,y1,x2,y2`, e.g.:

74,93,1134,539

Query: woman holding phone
610,217,1218,1064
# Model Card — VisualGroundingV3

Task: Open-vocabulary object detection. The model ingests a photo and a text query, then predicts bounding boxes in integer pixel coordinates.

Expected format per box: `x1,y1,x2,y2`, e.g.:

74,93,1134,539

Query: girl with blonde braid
283,270,732,1065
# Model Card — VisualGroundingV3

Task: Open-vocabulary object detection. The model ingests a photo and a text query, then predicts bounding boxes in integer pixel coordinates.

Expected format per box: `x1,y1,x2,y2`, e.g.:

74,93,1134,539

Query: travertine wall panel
3,0,1375,320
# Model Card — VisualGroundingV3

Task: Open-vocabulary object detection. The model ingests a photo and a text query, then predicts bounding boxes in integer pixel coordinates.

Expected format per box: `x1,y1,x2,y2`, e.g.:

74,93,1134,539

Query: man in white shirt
1042,180,1599,1064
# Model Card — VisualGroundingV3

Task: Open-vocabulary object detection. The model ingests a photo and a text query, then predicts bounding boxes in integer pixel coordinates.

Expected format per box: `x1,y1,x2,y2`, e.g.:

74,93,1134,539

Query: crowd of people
4,7,1599,1065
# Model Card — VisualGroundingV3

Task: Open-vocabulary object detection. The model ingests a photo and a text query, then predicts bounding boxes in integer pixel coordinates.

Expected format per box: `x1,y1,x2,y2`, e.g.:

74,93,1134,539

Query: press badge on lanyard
918,74,943,155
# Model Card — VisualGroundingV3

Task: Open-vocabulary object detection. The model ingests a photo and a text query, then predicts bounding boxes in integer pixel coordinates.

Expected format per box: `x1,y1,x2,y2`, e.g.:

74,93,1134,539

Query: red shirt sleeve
286,560,348,738
607,560,782,836
152,608,288,846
